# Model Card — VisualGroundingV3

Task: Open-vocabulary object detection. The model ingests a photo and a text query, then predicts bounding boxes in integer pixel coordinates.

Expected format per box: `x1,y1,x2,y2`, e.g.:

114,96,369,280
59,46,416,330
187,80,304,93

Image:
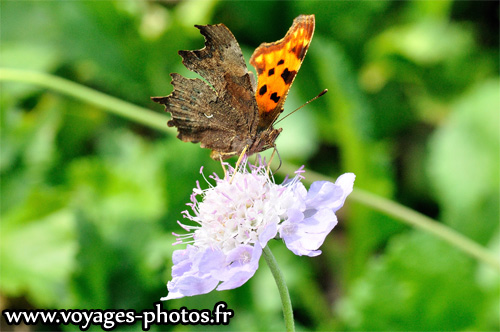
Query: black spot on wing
290,44,308,60
298,46,308,60
270,92,280,103
277,59,285,65
259,84,267,96
268,68,275,76
281,68,297,85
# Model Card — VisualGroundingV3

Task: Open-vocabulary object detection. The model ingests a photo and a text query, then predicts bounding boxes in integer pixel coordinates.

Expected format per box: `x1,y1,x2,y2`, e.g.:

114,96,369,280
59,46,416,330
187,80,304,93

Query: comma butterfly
152,15,315,160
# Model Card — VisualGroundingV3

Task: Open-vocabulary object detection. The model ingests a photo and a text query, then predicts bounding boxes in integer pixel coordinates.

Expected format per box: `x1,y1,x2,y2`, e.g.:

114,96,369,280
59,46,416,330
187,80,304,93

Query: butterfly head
248,127,282,156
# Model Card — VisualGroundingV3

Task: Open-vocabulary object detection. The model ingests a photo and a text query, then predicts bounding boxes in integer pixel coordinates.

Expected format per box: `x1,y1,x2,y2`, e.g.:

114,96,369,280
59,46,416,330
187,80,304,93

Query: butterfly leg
230,146,248,184
219,155,228,179
266,148,276,176
266,146,282,176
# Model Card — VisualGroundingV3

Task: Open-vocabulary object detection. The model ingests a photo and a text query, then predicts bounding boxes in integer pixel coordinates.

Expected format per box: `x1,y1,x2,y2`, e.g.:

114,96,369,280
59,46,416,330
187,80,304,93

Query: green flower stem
3,68,499,273
263,246,295,332
0,68,173,134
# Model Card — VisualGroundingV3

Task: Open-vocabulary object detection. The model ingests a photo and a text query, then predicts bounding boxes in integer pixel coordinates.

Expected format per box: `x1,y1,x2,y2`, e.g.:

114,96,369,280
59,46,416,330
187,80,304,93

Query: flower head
163,157,355,300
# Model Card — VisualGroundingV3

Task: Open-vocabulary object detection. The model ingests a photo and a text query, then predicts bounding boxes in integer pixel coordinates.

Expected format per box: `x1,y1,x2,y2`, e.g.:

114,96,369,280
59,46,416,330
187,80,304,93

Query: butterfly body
152,15,315,160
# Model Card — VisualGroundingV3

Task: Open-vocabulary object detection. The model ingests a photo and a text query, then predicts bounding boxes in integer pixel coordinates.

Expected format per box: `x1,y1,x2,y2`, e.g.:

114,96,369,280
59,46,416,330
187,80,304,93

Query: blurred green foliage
1,1,498,331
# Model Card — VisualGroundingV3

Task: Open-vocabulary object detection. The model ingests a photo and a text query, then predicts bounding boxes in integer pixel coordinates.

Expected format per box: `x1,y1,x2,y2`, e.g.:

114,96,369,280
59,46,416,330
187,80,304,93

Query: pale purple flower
163,158,355,300
278,174,355,256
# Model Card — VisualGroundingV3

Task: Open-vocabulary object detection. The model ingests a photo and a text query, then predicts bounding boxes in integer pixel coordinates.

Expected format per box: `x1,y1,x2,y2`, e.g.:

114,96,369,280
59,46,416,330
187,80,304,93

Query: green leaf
367,19,474,66
0,189,77,307
313,37,399,280
337,231,492,331
67,130,168,236
427,79,500,243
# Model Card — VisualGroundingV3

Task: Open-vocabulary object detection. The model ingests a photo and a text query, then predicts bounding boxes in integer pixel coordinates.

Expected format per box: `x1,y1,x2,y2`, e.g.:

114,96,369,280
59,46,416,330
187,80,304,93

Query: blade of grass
1,68,172,134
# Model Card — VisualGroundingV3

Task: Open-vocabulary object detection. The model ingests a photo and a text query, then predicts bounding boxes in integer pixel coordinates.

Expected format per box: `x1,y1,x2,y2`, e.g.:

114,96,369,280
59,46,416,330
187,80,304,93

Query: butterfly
152,15,315,160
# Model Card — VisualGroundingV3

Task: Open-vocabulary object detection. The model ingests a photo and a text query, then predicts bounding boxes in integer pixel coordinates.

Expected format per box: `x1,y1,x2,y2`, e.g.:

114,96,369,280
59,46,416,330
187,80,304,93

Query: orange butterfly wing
249,14,315,129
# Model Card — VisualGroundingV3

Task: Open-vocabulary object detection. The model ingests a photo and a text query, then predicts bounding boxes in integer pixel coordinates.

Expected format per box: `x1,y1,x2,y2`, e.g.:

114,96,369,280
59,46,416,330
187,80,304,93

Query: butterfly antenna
274,89,328,125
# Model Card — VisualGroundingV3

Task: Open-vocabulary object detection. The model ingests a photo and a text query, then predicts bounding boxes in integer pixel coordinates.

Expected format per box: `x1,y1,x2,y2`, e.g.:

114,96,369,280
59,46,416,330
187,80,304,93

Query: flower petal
306,173,355,212
332,173,355,212
258,222,278,247
280,209,338,257
162,246,225,300
163,274,219,300
215,245,262,291
197,248,226,274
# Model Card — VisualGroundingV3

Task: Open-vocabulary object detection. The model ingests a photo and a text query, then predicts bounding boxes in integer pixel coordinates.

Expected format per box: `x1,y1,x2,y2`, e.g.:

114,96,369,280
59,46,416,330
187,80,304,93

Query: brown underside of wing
152,74,239,153
152,24,262,159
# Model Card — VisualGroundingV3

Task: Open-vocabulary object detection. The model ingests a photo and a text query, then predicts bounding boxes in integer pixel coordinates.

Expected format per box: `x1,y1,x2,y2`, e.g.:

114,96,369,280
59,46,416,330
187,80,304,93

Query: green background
1,1,499,331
